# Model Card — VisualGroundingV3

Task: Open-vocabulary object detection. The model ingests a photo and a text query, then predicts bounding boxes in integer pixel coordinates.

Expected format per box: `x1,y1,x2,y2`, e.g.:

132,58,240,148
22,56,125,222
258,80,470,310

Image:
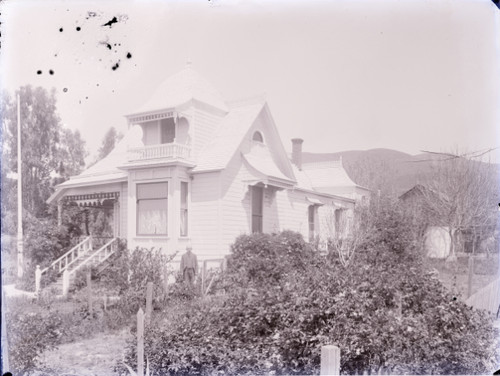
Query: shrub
121,227,500,375
226,230,317,288
5,297,63,375
99,246,177,316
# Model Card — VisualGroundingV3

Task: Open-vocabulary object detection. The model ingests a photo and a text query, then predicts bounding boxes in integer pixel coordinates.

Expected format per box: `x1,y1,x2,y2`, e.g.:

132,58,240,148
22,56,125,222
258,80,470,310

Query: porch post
113,199,120,238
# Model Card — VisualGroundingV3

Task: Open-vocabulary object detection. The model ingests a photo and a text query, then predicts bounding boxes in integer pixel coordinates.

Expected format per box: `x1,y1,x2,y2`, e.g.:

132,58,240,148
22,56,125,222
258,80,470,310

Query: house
48,63,367,262
399,184,497,258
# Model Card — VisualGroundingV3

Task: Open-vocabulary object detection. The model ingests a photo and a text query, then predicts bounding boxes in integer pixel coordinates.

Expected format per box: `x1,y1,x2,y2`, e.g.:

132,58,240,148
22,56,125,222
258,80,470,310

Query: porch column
113,199,120,238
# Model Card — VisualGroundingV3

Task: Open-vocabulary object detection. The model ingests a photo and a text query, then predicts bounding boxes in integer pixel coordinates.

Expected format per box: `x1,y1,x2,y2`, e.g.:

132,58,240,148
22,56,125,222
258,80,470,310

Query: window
251,186,263,233
137,182,168,235
308,205,316,242
252,131,264,143
180,181,188,237
160,118,176,144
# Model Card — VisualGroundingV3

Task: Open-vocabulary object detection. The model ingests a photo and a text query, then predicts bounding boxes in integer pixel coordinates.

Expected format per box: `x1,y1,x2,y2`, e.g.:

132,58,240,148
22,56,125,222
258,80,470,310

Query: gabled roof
192,100,266,172
129,64,228,116
301,160,360,189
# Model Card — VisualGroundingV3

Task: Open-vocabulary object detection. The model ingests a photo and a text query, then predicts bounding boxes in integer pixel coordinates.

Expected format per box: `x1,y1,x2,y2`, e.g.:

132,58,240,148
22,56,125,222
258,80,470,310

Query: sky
1,0,500,163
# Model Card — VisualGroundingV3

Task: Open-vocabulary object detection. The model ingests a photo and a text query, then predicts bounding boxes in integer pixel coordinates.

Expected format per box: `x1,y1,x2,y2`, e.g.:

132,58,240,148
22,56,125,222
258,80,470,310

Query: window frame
180,181,189,237
251,185,264,233
308,205,316,242
252,131,264,143
136,181,169,236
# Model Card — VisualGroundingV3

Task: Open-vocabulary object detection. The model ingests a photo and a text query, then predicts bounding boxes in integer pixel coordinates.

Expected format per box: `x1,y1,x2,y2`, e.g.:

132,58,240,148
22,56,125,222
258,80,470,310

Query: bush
226,230,317,288
99,245,176,316
121,227,500,375
5,297,64,375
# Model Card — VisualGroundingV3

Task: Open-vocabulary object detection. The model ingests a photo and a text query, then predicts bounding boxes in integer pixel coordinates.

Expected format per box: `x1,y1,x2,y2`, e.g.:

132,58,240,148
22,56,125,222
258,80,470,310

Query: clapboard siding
219,153,252,253
192,109,223,159
191,171,221,259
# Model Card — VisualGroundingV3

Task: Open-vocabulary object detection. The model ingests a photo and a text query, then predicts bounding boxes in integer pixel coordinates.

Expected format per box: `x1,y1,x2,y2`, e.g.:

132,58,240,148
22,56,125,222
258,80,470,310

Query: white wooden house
48,64,368,261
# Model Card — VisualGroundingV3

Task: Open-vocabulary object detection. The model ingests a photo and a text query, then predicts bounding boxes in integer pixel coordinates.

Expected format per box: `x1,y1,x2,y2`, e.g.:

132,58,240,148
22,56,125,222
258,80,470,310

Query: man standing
180,244,198,286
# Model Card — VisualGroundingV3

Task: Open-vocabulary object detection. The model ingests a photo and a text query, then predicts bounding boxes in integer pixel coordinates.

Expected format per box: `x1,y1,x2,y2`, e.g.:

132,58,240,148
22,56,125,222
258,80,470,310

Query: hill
302,148,498,195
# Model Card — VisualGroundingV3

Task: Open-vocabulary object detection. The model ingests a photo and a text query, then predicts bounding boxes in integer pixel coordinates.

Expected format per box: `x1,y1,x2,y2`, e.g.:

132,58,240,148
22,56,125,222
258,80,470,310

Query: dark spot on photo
59,27,63,32
54,53,58,57
112,61,120,71
96,83,100,87
102,16,118,28
100,41,112,50
126,52,132,59
87,11,97,18
37,70,42,75
63,88,68,92
86,96,88,100
49,70,54,75
76,26,81,31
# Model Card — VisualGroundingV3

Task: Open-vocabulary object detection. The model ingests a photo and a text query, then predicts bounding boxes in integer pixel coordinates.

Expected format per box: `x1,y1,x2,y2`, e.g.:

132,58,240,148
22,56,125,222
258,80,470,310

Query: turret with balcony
123,112,194,167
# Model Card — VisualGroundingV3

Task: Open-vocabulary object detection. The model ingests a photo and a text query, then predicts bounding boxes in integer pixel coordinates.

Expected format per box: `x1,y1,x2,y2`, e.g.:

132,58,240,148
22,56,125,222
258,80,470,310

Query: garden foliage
121,203,499,375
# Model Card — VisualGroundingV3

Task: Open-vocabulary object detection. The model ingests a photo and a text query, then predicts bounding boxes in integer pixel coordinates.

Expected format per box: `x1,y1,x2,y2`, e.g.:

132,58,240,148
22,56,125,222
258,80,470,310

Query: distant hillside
302,149,498,195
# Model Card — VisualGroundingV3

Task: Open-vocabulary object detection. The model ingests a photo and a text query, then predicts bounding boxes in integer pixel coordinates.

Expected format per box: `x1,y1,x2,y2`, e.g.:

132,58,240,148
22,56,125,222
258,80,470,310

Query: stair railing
40,236,92,276
68,238,117,278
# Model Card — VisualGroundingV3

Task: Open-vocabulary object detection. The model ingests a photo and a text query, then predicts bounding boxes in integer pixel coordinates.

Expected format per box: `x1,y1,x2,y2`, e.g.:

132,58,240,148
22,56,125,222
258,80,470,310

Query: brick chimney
291,138,304,170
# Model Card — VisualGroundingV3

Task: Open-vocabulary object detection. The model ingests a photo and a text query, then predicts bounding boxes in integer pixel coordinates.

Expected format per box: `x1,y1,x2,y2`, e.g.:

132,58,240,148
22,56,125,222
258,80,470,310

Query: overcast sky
1,0,499,162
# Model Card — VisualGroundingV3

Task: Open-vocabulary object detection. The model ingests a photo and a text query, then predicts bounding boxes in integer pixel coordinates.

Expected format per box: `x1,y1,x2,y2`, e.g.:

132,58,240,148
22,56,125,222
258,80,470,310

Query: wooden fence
465,276,500,315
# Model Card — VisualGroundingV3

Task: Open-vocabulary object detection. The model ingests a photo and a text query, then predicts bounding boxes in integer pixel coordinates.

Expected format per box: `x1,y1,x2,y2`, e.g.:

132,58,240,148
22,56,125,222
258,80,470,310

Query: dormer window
252,131,264,143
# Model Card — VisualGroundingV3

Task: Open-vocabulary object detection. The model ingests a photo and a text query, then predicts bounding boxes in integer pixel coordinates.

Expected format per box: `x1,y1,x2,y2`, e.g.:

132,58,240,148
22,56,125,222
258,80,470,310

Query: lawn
35,329,129,376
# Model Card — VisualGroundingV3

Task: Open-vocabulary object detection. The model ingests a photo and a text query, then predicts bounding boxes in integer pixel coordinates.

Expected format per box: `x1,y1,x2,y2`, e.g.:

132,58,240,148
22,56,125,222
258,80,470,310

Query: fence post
321,345,340,375
35,265,41,294
145,282,153,326
467,256,474,298
1,288,9,373
62,269,69,297
201,260,207,295
137,308,145,376
87,272,92,315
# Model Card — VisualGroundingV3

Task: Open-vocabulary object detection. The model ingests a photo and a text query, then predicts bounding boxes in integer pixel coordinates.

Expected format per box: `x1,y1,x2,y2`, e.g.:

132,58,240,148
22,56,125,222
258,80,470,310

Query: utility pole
17,93,23,279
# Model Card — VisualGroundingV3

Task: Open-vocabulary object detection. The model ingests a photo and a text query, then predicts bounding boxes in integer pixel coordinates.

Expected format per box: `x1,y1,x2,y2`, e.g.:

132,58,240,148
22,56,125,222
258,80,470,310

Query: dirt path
37,329,130,376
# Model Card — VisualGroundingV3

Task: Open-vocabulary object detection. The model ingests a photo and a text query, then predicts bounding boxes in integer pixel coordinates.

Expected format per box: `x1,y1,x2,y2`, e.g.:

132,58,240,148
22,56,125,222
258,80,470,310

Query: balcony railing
127,143,191,162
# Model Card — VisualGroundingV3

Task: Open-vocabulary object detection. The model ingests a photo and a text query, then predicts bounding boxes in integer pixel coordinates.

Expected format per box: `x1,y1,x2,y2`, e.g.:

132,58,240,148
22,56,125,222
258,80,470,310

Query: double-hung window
180,181,188,237
308,205,316,242
137,182,168,235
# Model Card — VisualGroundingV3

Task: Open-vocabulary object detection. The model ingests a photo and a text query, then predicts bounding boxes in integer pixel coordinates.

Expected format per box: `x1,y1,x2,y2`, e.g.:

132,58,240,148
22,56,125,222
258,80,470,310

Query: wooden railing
68,238,117,278
40,237,92,276
127,143,191,162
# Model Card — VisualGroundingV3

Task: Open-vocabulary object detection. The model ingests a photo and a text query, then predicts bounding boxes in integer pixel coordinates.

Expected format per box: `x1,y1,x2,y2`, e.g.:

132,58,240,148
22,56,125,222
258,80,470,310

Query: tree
2,86,62,217
97,126,123,161
56,128,87,180
418,152,498,258
1,86,88,218
322,204,369,267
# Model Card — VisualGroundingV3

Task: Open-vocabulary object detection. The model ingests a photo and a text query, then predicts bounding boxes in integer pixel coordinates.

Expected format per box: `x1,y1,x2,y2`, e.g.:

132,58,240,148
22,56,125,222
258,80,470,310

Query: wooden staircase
36,237,118,296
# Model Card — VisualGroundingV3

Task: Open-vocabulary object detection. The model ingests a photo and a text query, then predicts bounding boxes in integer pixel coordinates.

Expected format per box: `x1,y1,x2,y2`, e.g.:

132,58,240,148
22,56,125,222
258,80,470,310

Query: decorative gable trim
126,110,176,124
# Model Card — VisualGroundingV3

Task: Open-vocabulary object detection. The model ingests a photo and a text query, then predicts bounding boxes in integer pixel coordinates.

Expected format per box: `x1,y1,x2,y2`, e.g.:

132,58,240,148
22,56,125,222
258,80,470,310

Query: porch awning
242,145,296,190
306,197,324,206
64,192,120,207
